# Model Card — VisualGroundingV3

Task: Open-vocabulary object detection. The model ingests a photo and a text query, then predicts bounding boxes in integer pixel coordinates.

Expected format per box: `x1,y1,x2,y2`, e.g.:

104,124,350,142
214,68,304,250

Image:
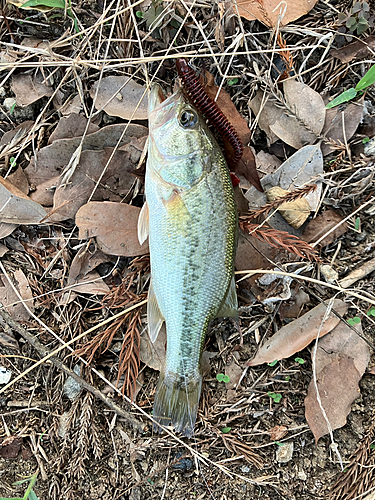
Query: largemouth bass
138,84,238,437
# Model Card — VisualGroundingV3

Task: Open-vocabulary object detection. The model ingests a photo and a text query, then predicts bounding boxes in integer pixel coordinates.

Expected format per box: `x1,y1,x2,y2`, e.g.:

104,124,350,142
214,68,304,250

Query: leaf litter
1,1,375,498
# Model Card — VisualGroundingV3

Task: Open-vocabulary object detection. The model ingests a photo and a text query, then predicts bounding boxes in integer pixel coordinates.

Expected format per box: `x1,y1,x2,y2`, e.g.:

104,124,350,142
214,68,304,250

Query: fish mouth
148,83,166,114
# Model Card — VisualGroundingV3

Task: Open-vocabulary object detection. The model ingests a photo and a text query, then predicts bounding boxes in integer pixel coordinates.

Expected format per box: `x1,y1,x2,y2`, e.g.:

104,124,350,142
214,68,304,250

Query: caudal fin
153,371,202,437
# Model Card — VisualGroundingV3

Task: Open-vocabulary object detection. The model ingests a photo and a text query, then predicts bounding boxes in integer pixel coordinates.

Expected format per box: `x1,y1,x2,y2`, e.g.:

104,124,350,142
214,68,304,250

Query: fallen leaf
321,96,364,156
68,246,112,285
11,71,53,107
90,76,148,120
201,351,217,376
139,325,166,371
234,147,263,192
55,94,83,116
249,91,281,145
368,366,375,375
0,176,46,224
301,209,347,247
269,425,288,441
0,223,17,239
29,177,59,207
0,436,22,459
255,151,282,178
250,82,325,150
70,271,110,295
237,0,318,27
48,113,99,144
13,269,34,313
49,148,135,221
331,36,375,64
246,299,348,366
266,186,311,229
305,356,361,443
24,123,148,187
7,0,54,11
313,321,370,377
278,288,310,320
225,351,242,391
245,144,323,234
76,202,149,257
7,166,30,195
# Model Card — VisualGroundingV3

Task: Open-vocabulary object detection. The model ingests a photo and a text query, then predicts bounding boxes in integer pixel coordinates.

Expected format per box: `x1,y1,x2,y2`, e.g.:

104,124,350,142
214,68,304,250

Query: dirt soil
0,0,375,499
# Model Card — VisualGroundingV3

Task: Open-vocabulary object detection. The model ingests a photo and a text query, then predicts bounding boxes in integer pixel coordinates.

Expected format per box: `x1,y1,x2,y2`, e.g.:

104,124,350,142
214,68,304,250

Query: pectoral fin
138,202,149,245
216,275,238,319
147,279,164,343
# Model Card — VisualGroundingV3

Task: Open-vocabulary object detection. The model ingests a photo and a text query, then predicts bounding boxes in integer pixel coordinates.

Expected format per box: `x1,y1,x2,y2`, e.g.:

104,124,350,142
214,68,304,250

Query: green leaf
221,427,231,433
362,137,370,144
136,10,144,18
352,316,361,324
370,443,375,450
285,375,290,381
222,374,230,383
170,18,180,28
0,497,23,500
366,307,375,317
227,78,239,86
27,491,38,500
346,17,357,28
325,88,357,108
216,373,225,382
10,102,17,114
274,441,284,446
354,217,361,231
355,64,375,91
21,0,65,8
267,392,276,398
295,357,305,364
267,359,278,367
273,393,282,403
10,157,16,167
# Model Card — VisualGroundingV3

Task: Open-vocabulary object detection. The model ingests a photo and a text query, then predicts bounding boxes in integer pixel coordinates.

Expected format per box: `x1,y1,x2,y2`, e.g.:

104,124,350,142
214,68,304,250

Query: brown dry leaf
70,271,110,296
279,288,310,320
234,147,263,193
24,123,148,187
90,76,148,120
368,366,375,375
0,436,22,459
0,176,46,224
0,223,17,239
305,356,361,443
301,209,347,247
11,72,53,107
0,270,33,321
269,425,288,441
0,244,8,257
331,36,375,64
255,151,282,178
76,202,149,257
49,148,135,222
7,167,30,195
225,351,242,391
250,82,325,150
68,246,112,285
29,177,58,207
246,299,348,366
321,96,364,156
237,0,318,27
48,113,99,144
139,325,166,372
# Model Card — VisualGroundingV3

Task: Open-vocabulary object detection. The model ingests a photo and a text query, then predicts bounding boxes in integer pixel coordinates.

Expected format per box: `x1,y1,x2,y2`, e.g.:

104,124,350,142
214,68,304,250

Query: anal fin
138,202,149,245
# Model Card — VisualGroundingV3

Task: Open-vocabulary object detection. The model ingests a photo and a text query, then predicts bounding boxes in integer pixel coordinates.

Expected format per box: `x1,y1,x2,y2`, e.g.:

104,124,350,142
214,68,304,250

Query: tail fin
153,371,202,437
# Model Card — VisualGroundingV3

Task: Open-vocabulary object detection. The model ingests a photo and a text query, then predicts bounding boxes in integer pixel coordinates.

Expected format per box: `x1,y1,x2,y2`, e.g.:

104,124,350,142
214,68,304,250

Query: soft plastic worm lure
176,58,244,164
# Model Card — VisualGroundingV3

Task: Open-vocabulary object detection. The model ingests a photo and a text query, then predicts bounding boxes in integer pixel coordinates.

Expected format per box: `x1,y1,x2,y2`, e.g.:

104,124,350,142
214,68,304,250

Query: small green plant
274,441,284,446
227,78,239,86
326,63,375,109
10,102,17,115
354,217,361,232
216,373,230,383
285,375,290,381
10,157,17,168
220,427,231,433
367,307,375,317
20,0,80,33
0,472,39,500
347,316,361,326
370,443,375,450
267,392,282,403
136,10,144,18
362,137,370,144
337,2,374,36
267,359,278,367
295,357,305,364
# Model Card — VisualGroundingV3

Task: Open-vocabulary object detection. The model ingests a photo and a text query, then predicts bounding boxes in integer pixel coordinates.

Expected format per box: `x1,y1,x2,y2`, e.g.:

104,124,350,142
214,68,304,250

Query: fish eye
179,109,198,129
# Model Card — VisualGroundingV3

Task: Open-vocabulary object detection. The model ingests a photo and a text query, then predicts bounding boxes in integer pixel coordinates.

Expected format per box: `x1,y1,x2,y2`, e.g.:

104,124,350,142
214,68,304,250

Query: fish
138,83,238,437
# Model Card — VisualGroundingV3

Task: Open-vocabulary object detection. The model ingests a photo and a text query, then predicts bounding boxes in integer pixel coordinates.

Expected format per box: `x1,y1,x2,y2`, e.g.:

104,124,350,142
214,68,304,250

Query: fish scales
138,84,238,436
